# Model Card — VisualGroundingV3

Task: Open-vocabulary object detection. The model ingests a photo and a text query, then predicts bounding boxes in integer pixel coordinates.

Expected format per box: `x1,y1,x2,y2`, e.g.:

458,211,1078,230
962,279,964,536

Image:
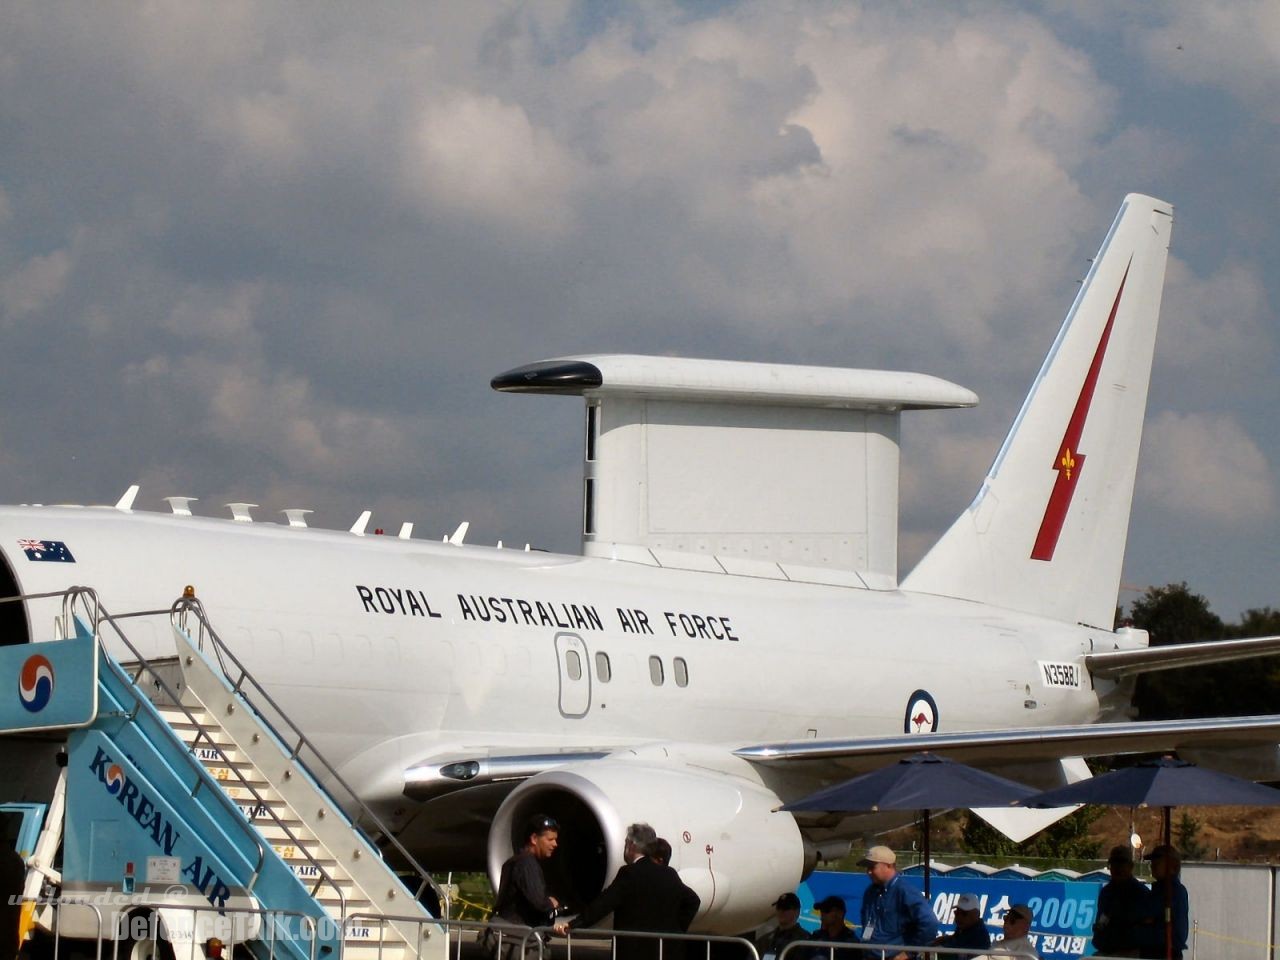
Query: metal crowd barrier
31,897,321,960
777,939,1042,960
341,913,763,960
27,898,1049,960
546,924,761,960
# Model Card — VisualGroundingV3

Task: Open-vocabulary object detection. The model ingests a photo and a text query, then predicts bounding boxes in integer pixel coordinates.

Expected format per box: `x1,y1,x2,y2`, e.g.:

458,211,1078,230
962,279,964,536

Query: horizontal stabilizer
1088,634,1280,678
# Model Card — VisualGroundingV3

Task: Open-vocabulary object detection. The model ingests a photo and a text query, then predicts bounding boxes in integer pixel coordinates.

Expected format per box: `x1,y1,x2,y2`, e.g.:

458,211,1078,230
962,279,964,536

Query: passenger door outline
554,632,591,718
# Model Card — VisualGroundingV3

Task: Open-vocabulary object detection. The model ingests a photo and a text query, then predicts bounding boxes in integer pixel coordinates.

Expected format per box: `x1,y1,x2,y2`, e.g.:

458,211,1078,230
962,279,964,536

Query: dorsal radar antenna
448,521,469,546
398,522,414,540
115,485,140,511
226,503,258,523
282,509,312,528
350,510,372,536
164,496,197,517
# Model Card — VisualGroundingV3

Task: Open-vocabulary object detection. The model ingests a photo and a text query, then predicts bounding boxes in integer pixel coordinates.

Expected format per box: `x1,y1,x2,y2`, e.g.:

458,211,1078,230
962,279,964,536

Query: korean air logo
104,764,125,795
18,654,54,713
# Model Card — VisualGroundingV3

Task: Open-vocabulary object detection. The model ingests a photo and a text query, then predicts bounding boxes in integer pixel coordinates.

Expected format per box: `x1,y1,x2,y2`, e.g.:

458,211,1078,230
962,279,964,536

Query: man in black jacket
555,826,701,960
758,892,808,960
489,814,562,958
1093,845,1145,957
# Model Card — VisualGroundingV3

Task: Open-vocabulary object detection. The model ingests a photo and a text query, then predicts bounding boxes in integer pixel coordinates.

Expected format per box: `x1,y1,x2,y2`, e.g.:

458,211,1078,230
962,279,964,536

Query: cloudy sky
0,1,1275,622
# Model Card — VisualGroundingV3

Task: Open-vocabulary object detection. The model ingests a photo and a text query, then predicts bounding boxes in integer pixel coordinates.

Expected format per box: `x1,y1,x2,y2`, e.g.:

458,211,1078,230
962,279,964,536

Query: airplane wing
1086,634,1280,678
398,713,1280,804
734,713,1280,778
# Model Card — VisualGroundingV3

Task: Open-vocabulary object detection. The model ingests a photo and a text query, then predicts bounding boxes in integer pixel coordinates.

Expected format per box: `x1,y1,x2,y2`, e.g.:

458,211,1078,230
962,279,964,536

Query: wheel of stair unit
21,927,56,960
123,910,175,960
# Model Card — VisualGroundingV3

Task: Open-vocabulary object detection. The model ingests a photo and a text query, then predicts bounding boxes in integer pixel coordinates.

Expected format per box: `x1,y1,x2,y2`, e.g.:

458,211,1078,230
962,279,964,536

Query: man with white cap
930,893,991,958
991,904,1041,958
856,845,937,960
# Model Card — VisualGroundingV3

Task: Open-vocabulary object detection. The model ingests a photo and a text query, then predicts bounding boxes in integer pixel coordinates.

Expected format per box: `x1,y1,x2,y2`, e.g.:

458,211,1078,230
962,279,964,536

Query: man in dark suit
554,826,701,960
0,830,26,960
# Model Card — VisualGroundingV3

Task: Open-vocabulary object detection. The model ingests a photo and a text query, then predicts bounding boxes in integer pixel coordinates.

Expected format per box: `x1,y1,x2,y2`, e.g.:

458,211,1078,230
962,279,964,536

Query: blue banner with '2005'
799,871,1101,959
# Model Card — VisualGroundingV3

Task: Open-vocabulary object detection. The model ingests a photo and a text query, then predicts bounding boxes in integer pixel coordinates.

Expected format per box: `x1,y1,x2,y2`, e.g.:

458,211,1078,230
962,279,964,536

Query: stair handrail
95,604,351,918
170,593,445,912
35,586,350,921
9,586,273,897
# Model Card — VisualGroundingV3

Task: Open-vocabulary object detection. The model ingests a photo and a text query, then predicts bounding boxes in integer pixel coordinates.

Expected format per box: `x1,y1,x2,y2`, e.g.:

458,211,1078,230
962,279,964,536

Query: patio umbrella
1020,755,1280,846
780,752,1035,895
1021,756,1280,960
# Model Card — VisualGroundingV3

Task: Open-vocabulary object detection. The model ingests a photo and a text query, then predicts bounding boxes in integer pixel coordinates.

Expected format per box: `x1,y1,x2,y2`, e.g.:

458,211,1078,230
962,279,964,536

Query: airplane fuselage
0,505,1107,803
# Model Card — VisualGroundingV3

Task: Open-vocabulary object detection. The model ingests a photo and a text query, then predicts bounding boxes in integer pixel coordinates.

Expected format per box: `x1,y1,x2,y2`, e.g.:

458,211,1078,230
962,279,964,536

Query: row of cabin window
564,650,690,688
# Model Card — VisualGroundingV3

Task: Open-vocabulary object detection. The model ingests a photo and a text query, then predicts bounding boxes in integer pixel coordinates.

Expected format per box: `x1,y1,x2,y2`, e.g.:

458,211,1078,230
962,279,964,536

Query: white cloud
1139,411,1276,523
122,270,412,486
1156,257,1272,378
1136,1,1280,121
0,1,1276,614
0,248,72,321
401,91,578,236
162,283,265,345
123,351,411,481
208,92,307,170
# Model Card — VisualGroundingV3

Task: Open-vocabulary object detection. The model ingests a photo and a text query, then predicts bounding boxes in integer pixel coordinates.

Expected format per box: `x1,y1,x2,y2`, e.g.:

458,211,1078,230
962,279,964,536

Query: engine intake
487,754,803,933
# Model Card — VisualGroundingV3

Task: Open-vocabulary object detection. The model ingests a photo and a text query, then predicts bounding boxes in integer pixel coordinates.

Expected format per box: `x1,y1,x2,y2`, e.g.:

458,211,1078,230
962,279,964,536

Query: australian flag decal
17,539,75,563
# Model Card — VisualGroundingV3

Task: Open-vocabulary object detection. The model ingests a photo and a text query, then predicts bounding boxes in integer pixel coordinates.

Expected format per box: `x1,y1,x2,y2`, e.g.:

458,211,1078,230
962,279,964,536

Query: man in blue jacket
857,846,938,960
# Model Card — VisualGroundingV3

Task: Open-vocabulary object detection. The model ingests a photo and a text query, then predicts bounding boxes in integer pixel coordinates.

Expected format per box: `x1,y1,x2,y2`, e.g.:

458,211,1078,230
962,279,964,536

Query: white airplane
2,194,1279,933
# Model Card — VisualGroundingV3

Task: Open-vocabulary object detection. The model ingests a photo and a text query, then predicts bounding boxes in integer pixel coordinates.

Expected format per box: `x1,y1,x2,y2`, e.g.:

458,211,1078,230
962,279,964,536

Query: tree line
1124,582,1280,720
960,582,1280,858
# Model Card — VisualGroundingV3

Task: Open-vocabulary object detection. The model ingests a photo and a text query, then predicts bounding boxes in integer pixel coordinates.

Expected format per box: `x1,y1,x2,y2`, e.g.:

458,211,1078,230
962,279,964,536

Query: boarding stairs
5,587,444,960
146,594,445,960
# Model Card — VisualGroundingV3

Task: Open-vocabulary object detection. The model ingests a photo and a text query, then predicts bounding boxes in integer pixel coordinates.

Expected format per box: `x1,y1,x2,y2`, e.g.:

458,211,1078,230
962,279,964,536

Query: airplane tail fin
902,194,1174,628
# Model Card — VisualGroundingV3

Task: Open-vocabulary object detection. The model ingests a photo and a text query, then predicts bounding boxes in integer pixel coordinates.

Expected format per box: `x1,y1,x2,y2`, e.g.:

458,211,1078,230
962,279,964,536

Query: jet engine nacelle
487,753,804,933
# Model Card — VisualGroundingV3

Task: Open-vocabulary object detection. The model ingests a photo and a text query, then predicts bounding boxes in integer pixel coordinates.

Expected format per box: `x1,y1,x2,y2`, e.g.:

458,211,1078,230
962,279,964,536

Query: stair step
250,820,311,841
342,946,417,960
271,838,323,860
147,626,443,956
288,861,342,884
191,744,247,764
219,783,283,806
157,709,216,728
